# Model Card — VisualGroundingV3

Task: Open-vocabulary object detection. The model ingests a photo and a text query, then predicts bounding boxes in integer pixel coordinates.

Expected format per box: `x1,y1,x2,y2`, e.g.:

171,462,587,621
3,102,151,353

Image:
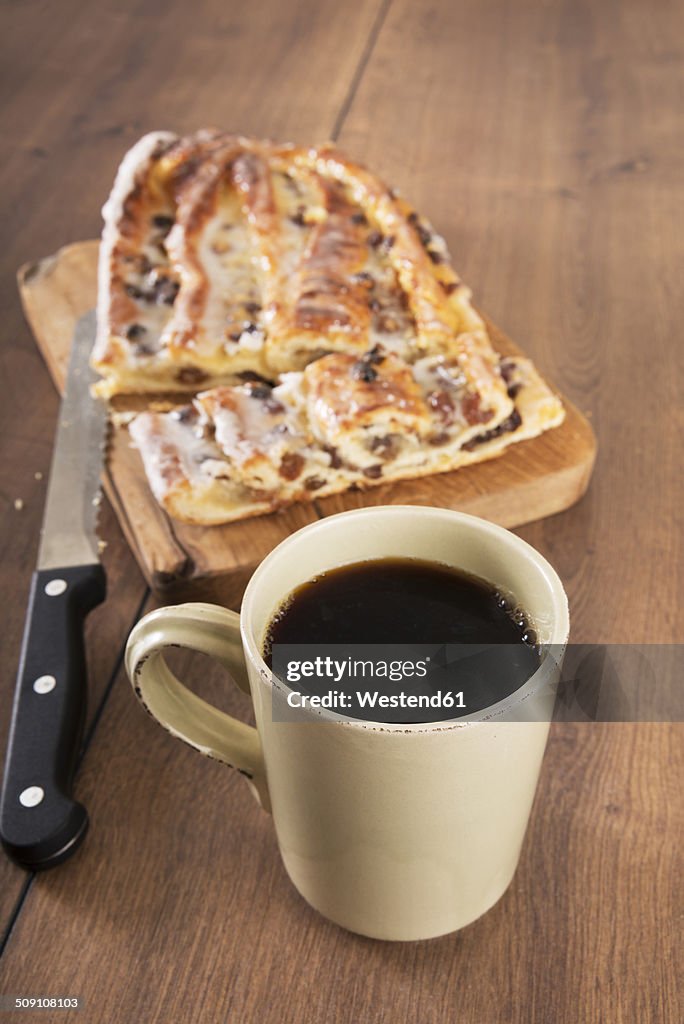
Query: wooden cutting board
18,241,596,602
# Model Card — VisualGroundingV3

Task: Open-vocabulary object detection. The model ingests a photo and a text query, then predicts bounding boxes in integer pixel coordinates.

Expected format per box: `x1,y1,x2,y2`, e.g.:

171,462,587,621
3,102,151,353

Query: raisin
171,405,197,424
462,409,522,450
282,172,300,194
125,323,147,340
152,214,174,233
427,249,444,264
417,225,432,247
440,280,459,295
246,382,284,413
362,464,383,479
462,392,493,426
499,359,517,385
304,476,326,491
428,390,455,424
323,445,342,469
428,431,450,446
176,367,208,385
125,283,146,301
351,271,374,287
133,340,158,357
500,361,521,399
279,453,305,480
351,361,378,382
367,231,383,248
351,212,368,225
503,408,522,432
369,435,398,459
153,277,180,305
290,208,308,227
244,301,262,315
366,345,385,364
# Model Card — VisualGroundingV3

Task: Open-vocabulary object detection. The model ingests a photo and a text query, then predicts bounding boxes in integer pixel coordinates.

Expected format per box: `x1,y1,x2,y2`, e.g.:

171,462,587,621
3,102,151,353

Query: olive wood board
18,240,597,601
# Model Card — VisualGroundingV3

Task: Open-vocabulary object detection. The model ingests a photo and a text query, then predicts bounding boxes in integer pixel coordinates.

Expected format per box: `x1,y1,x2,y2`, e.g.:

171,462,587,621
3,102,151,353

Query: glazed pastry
94,130,564,524
129,354,563,525
95,131,501,398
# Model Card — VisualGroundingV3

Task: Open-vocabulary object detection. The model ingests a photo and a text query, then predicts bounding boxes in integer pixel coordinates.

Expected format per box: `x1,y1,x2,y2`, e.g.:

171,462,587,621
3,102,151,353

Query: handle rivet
45,579,67,597
19,786,45,808
33,675,57,694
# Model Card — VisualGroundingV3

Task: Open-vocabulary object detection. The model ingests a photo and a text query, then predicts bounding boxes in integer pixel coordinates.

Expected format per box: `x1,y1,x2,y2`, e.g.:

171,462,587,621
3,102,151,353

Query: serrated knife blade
1,310,107,870
38,310,108,570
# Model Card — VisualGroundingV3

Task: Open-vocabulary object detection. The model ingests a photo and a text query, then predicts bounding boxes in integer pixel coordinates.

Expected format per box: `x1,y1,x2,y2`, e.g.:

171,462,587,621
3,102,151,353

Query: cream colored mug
125,506,569,941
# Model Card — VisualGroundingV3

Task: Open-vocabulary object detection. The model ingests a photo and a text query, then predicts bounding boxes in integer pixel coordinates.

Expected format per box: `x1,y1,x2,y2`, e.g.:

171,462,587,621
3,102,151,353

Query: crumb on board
34,471,43,480
14,498,24,510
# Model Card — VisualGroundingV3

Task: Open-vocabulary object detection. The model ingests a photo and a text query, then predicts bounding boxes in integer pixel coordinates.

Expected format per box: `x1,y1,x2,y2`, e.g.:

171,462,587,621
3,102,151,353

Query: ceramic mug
125,506,568,941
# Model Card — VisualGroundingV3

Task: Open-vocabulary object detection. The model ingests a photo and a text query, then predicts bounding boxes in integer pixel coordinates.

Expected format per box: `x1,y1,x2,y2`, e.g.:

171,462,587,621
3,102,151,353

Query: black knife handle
0,564,106,870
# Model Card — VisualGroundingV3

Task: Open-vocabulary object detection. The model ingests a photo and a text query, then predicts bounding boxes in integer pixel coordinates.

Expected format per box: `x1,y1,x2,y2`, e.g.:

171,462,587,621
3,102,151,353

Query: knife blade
1,310,107,870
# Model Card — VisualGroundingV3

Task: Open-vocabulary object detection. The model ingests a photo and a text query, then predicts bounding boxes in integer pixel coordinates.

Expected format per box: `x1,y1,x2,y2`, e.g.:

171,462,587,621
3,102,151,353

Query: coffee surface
266,558,537,648
264,559,540,720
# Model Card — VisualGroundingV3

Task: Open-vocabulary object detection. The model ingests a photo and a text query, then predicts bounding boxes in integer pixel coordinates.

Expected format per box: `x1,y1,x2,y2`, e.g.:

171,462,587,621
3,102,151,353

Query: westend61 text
286,690,466,711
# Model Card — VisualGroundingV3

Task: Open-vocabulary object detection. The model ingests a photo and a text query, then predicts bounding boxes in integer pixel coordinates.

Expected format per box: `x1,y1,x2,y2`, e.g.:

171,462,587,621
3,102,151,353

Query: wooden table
0,1,681,1020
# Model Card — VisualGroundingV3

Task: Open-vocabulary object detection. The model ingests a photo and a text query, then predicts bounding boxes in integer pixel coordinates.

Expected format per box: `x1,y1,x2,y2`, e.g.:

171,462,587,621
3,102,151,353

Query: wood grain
1,0,682,1021
0,661,680,1023
18,241,595,593
337,0,683,645
0,0,386,953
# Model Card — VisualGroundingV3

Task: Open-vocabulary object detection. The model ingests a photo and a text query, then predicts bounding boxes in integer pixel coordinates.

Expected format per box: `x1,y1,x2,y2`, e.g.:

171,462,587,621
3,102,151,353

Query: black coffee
264,558,541,721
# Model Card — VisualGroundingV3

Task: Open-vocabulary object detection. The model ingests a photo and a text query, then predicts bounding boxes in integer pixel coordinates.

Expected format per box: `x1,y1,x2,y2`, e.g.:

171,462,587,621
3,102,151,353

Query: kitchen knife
1,311,107,870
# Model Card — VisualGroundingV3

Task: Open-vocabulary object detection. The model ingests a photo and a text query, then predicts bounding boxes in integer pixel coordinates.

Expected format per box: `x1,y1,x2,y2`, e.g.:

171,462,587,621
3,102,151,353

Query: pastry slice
93,129,511,420
129,353,564,525
93,131,275,395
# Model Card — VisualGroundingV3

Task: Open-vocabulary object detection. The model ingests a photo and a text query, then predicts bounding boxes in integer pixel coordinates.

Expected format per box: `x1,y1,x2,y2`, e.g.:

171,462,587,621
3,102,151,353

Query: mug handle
125,603,270,811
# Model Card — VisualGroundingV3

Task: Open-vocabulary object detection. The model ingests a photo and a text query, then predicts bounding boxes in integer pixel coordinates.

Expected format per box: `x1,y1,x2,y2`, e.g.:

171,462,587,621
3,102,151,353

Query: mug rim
240,505,569,732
